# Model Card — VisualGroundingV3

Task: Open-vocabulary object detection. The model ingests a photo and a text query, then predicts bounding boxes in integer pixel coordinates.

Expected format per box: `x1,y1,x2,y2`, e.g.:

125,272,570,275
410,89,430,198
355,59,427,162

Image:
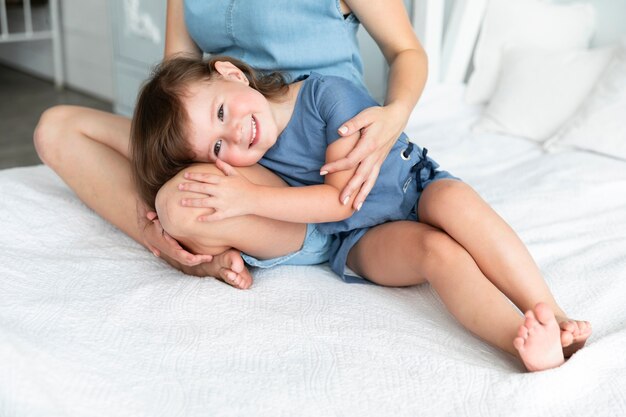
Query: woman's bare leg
346,221,564,371
418,179,591,355
34,106,145,242
155,163,307,259
34,106,307,265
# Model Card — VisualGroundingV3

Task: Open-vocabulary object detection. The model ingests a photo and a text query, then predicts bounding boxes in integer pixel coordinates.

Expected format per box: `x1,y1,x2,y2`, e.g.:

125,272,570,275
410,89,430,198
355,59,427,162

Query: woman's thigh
157,163,307,259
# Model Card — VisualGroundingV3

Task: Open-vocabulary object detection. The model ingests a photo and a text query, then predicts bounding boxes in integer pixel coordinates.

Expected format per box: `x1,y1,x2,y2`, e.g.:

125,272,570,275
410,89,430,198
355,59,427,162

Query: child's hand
320,104,406,210
178,159,256,222
137,201,213,266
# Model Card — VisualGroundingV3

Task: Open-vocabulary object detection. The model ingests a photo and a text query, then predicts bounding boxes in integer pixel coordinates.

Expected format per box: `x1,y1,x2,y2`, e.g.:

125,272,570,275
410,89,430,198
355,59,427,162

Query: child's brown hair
130,55,289,209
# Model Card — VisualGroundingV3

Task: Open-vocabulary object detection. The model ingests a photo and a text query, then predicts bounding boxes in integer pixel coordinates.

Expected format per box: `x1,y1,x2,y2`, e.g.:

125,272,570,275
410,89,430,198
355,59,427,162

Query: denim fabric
184,0,367,91
241,224,332,268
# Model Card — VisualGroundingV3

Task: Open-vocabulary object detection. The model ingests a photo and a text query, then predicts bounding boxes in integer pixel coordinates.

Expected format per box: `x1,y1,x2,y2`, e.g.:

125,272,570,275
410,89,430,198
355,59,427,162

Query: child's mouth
249,116,259,148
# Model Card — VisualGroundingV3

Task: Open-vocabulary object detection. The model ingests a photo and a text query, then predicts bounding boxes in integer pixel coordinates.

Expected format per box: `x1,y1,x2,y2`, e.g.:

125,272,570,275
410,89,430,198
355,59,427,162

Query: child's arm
180,132,361,224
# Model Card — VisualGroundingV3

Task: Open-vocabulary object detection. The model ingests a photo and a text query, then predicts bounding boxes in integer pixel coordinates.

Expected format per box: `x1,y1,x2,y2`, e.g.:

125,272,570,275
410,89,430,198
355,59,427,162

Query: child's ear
214,61,250,85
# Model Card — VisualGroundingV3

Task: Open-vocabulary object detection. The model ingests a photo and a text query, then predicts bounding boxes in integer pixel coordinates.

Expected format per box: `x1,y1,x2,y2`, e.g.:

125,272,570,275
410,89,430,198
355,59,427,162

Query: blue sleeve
314,76,380,146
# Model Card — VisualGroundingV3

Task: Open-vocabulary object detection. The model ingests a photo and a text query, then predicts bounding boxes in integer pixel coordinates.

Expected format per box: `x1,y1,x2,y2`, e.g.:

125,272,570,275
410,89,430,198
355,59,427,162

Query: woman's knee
154,164,223,241
33,105,80,164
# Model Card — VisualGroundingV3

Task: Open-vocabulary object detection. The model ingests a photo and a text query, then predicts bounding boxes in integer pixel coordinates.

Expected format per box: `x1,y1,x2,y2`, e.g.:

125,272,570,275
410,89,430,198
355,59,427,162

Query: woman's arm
165,0,202,59
321,0,427,209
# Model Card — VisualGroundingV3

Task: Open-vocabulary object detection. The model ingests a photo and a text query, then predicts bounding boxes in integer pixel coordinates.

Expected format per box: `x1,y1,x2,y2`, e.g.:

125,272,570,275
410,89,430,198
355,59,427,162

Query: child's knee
418,228,467,275
420,179,477,220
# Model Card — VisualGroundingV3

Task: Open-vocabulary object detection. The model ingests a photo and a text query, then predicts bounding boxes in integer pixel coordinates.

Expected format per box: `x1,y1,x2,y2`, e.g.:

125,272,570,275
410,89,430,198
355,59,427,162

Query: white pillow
465,0,596,105
544,42,626,160
473,46,614,141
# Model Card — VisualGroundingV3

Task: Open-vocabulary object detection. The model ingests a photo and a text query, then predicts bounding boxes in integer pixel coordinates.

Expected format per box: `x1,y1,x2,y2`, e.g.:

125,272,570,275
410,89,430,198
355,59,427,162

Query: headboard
411,0,626,85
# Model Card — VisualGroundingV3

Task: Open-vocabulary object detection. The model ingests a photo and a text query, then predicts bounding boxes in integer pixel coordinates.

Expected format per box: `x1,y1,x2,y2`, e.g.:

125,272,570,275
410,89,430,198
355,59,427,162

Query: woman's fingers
352,161,380,210
337,109,372,137
320,136,375,175
338,152,378,204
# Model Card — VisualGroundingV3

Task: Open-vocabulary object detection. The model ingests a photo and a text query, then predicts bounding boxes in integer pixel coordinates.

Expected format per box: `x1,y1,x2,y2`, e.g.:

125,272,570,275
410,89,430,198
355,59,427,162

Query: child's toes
517,324,529,340
513,336,526,351
524,310,538,331
560,330,574,347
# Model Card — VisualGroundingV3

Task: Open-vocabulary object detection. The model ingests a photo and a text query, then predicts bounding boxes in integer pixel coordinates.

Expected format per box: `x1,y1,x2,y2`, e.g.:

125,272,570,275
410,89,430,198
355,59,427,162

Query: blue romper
184,0,367,91
253,74,458,282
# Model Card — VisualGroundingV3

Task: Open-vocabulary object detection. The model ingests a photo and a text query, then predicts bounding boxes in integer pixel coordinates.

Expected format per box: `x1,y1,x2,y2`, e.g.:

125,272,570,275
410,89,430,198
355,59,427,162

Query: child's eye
214,139,222,157
217,104,224,121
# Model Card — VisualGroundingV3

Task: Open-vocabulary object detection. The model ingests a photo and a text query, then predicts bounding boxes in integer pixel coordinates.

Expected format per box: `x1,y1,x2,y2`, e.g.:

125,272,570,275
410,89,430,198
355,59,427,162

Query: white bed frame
0,0,63,87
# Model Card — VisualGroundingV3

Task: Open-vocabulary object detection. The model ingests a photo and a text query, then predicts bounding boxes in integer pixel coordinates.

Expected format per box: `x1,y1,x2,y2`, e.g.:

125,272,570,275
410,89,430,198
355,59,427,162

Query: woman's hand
178,159,256,222
320,103,408,210
137,200,214,266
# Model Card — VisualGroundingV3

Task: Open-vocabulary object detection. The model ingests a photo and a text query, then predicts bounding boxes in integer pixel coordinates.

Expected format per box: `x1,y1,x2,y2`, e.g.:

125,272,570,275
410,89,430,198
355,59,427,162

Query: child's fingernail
320,170,328,176
338,126,348,134
343,196,350,205
356,202,363,211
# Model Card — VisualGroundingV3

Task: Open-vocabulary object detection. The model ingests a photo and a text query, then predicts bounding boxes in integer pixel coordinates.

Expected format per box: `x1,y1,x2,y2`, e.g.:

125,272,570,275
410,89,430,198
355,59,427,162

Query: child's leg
346,221,564,371
417,179,590,354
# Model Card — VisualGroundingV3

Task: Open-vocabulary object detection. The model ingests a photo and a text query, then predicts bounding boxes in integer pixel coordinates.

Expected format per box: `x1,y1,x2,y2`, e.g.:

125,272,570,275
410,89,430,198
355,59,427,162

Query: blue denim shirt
184,0,367,91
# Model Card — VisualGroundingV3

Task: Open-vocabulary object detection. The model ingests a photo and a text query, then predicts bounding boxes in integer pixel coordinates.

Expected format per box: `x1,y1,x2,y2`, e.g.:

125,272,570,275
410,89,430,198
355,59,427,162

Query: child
130,56,591,372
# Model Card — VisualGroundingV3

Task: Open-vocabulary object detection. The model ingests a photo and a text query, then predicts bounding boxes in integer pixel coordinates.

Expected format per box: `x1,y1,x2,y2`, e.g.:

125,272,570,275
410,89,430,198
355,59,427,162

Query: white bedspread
1,85,625,416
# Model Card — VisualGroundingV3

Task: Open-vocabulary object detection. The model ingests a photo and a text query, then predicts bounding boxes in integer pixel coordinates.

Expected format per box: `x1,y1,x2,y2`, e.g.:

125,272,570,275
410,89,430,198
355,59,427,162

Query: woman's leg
417,179,590,354
346,221,564,371
34,106,145,243
34,106,306,263
155,163,307,259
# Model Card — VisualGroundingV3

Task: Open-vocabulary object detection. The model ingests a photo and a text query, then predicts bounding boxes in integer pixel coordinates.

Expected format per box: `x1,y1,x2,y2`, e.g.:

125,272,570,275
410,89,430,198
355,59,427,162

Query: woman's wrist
383,100,413,127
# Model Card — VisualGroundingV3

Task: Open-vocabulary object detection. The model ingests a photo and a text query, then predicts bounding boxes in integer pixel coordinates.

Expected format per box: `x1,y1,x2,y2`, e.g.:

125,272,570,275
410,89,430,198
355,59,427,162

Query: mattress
1,85,625,416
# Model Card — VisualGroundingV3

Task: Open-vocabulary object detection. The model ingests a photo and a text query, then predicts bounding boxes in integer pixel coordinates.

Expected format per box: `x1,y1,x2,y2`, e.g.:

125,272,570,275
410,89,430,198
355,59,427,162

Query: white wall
552,0,626,46
0,0,113,101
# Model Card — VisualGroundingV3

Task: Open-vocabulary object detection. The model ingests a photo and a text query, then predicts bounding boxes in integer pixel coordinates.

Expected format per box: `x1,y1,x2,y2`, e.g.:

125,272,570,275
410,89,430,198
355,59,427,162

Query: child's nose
227,119,244,144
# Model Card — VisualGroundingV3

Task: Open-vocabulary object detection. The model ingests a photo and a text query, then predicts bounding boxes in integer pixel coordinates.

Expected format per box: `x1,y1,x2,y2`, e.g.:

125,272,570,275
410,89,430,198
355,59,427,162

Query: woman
34,0,427,279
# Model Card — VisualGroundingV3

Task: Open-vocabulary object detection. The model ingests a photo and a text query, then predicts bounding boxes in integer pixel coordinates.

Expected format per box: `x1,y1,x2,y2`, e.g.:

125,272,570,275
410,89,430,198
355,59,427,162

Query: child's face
184,69,278,167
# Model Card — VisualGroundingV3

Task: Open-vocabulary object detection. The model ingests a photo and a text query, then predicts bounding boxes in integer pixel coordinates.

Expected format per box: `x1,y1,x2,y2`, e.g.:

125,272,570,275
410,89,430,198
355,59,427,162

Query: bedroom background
1,1,626,416
1,0,625,169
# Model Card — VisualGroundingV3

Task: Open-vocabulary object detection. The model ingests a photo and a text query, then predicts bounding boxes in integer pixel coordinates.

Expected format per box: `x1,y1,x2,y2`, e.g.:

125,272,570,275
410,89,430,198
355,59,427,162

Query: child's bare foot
213,249,253,289
513,303,565,372
557,316,592,358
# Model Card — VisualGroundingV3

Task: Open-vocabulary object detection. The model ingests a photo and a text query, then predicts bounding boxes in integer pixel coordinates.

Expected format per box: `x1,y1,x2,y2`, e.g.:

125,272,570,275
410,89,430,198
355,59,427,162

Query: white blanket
1,85,625,416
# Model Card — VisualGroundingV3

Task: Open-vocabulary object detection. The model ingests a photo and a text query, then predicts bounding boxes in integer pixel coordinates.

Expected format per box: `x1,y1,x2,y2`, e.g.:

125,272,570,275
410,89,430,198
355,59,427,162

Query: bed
2,1,626,416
